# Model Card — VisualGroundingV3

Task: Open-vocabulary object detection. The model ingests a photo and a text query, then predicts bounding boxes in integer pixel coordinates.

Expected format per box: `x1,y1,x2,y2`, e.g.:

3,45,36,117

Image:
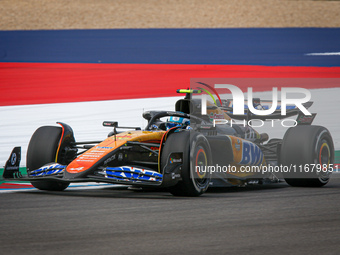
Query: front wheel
27,126,70,191
162,131,212,196
280,125,334,187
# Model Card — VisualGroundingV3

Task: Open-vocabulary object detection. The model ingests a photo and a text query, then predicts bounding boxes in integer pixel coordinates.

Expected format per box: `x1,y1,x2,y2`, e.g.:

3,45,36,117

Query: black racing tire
27,126,70,191
163,131,212,197
281,125,334,187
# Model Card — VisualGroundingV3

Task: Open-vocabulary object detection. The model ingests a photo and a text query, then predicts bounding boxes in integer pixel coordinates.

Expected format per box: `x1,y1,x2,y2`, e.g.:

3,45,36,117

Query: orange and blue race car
3,87,335,196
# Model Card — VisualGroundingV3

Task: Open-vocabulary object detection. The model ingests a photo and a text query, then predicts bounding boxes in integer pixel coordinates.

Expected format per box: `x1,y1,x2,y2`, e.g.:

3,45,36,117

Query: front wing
3,150,163,186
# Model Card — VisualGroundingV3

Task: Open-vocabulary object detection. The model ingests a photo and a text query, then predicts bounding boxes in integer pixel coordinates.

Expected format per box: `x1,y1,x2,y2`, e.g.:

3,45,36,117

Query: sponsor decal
68,167,84,171
170,158,182,164
209,112,225,122
171,172,181,179
117,135,133,140
10,153,17,166
239,141,264,166
168,152,183,164
96,146,114,149
296,113,316,125
30,163,65,176
235,139,241,151
104,154,116,165
105,166,162,182
118,153,124,161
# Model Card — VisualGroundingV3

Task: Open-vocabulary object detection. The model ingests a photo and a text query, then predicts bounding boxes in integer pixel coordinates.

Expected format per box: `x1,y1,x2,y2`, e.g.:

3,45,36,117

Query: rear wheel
281,125,334,187
27,126,70,191
163,131,212,196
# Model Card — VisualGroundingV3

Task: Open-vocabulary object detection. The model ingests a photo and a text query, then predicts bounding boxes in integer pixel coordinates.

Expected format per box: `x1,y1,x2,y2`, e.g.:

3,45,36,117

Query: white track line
305,52,340,56
0,183,127,193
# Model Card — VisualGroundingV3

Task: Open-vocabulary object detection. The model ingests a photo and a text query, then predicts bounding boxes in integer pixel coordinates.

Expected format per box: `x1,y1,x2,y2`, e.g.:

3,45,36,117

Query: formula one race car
3,86,335,196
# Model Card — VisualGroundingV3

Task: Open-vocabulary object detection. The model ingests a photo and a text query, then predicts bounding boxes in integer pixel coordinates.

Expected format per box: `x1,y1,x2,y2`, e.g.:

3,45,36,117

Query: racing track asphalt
1,178,340,255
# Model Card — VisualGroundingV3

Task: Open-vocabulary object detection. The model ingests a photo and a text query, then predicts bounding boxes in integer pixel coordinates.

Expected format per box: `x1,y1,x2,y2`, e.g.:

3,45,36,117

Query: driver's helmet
166,116,190,130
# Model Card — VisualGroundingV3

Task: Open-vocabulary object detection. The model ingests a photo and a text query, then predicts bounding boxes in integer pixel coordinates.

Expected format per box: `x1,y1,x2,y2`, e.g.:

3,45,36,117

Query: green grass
335,150,340,165
0,167,28,184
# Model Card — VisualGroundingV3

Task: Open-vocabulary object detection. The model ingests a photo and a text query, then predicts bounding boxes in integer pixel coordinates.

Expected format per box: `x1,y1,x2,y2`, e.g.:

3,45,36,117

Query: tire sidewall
27,126,70,191
281,125,334,186
164,130,212,196
188,133,212,194
311,128,334,183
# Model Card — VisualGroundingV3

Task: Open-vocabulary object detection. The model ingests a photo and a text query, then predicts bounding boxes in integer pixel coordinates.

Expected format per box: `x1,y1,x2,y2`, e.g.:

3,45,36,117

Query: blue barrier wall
0,28,339,66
